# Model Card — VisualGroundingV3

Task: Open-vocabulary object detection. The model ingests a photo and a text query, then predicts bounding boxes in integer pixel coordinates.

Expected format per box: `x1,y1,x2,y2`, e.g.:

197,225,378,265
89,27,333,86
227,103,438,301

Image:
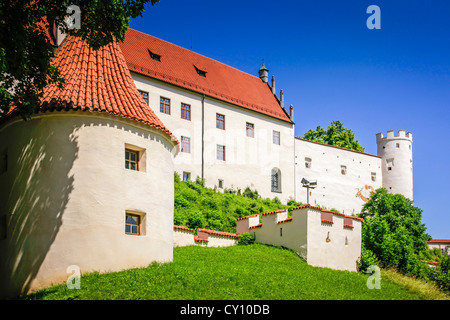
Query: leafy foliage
358,188,449,292
238,233,255,246
0,0,158,119
303,120,365,152
173,173,301,233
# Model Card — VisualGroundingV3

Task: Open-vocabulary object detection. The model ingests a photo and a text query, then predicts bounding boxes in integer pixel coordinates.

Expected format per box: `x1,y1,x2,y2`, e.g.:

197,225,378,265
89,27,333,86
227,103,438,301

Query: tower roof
39,35,177,143
119,29,292,123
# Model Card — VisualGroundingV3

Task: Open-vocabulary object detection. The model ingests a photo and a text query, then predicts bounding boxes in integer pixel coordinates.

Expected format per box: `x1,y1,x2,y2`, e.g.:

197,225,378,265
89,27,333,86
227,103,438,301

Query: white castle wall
132,73,295,203
295,138,383,214
173,226,238,248
0,112,177,297
237,206,362,272
376,130,413,200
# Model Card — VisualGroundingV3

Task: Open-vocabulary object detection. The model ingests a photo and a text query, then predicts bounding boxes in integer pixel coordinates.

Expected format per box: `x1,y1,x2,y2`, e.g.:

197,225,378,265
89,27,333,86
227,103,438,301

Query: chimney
271,75,276,94
259,61,269,83
280,90,284,109
290,104,294,120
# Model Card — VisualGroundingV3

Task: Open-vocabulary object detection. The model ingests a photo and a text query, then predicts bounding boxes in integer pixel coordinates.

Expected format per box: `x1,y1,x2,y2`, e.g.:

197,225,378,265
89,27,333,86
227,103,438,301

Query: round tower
376,130,413,200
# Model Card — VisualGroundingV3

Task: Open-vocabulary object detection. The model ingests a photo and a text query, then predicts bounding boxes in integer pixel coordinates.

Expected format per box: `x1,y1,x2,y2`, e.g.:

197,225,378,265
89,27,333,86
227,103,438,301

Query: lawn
24,244,447,300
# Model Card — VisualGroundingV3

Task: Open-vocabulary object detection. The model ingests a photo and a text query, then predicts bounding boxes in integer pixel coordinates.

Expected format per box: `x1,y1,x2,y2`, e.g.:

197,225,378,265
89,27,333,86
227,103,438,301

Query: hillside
24,244,444,300
173,173,303,233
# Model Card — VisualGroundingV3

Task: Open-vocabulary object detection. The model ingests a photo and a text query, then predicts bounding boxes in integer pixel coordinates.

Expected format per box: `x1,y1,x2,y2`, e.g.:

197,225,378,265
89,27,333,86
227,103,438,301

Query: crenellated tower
376,130,413,200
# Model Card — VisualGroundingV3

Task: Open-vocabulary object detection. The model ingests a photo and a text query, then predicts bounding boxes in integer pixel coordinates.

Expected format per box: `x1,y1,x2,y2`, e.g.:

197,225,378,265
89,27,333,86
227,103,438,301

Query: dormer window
194,65,207,77
148,49,161,62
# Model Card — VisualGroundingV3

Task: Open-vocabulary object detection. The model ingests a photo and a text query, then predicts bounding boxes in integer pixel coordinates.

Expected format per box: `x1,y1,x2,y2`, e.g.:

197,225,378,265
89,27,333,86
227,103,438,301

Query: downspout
201,94,205,180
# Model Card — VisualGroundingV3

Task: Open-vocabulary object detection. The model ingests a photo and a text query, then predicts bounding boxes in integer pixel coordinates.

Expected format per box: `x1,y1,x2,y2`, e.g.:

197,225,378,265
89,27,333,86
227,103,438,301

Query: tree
358,188,431,274
0,0,159,120
303,120,365,152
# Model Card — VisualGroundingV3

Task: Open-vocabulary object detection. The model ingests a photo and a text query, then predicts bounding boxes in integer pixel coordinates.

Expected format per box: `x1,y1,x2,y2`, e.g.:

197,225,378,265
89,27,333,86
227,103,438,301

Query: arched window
271,168,281,193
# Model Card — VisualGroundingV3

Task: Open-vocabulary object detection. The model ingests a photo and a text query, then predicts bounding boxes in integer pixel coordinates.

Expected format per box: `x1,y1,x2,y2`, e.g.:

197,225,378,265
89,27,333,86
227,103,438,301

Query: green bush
357,248,380,273
238,233,255,245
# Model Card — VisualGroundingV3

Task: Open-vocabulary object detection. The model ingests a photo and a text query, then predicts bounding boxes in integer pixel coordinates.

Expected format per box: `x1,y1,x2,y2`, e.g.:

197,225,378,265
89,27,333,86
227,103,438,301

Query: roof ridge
128,28,264,81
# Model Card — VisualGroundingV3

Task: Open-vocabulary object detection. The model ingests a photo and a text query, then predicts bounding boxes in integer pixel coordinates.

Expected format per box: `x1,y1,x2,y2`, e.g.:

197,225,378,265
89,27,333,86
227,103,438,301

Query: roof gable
119,29,292,123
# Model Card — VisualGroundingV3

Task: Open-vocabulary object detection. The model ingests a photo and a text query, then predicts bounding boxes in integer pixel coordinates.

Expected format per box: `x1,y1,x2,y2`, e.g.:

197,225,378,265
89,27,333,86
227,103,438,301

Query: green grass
23,244,448,300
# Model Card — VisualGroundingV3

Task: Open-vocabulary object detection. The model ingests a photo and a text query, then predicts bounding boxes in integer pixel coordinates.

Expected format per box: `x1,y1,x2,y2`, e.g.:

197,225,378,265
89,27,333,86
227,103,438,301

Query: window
273,130,280,145
371,172,376,182
194,66,207,77
124,144,146,172
125,213,141,235
280,228,283,237
246,122,254,138
181,136,191,153
181,103,191,120
216,113,225,130
160,97,170,114
271,168,281,193
341,165,347,175
218,179,223,189
217,145,225,161
182,172,191,181
138,90,149,105
396,143,400,148
125,149,139,171
386,158,394,171
305,157,312,169
148,49,161,62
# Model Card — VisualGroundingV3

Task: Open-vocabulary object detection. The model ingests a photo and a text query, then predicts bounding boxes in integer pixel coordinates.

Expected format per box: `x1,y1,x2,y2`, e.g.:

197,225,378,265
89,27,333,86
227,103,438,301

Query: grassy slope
25,244,447,300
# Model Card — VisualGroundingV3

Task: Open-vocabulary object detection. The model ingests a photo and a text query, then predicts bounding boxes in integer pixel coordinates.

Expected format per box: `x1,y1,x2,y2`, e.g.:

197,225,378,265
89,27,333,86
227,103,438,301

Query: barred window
271,168,281,192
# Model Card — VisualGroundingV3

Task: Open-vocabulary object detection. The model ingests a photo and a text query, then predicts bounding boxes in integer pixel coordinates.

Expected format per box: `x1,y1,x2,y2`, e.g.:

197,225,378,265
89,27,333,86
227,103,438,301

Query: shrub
238,233,255,246
357,248,380,273
186,210,205,230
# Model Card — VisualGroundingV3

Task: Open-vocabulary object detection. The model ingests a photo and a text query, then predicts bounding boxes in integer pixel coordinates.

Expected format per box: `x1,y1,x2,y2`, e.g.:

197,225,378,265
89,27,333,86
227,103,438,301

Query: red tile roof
290,204,364,222
173,225,195,233
197,228,238,239
119,28,292,123
39,35,177,144
427,239,450,244
236,214,259,221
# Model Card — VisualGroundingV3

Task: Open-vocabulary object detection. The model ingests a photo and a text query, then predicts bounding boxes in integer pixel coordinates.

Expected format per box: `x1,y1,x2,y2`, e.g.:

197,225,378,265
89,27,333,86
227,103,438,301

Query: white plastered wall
0,112,176,297
295,138,383,214
131,73,295,202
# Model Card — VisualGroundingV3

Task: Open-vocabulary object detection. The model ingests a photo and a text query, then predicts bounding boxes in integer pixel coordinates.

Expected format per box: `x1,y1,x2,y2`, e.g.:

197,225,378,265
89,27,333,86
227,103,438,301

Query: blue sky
130,0,450,239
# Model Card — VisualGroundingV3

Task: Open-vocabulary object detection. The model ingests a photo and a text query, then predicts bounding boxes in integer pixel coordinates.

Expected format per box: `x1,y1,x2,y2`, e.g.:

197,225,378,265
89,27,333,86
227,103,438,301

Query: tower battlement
376,130,413,142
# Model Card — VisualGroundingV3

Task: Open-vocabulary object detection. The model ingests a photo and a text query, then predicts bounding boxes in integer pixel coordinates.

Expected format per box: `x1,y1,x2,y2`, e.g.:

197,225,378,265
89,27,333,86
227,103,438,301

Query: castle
0,27,413,297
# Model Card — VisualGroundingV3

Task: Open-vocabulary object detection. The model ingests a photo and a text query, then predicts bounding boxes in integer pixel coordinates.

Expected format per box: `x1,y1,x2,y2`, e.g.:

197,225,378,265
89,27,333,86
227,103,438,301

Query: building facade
0,27,415,297
119,29,414,214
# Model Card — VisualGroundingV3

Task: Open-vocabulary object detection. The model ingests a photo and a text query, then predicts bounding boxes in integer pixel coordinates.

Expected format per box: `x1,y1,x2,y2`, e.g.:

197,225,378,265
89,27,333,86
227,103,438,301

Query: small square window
341,165,347,175
125,149,139,171
160,97,170,114
181,103,191,120
138,90,149,105
371,172,376,181
396,143,400,148
183,172,191,181
273,130,280,145
217,145,225,161
125,213,141,236
246,122,254,138
181,136,191,153
216,114,225,130
305,157,312,169
218,179,223,189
